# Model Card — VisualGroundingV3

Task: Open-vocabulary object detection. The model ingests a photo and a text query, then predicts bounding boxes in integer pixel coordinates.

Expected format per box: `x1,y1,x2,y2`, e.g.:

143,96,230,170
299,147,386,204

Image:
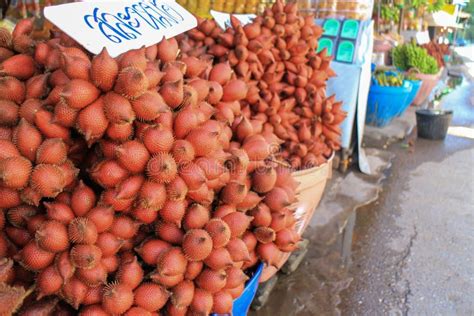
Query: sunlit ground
448,126,474,139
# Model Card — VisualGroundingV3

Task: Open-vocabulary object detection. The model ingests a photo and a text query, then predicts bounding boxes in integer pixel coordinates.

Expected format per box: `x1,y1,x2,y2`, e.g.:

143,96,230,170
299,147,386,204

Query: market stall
0,0,350,314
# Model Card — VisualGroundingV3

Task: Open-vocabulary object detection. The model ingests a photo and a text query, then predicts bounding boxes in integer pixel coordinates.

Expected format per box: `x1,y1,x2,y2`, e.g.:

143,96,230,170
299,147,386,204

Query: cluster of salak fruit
0,3,323,315
179,0,346,170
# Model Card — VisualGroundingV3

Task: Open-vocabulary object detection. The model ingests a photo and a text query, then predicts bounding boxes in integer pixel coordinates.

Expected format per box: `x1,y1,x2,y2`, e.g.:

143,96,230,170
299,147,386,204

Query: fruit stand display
0,0,347,314
179,0,346,280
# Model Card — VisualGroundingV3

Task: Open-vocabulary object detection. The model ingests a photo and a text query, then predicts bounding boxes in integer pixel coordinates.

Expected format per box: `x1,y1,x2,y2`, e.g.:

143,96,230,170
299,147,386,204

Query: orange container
260,154,334,282
412,68,443,106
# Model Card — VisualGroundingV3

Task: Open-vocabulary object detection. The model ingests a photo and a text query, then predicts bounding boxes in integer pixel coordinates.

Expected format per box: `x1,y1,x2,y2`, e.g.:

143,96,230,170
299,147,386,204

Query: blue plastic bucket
366,81,413,127
212,263,264,316
396,79,421,116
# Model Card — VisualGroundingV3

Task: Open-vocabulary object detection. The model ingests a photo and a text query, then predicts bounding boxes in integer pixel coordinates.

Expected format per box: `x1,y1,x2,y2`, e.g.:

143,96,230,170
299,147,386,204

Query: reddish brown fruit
116,255,143,290
264,187,291,211
76,263,107,287
178,162,206,191
190,288,213,315
139,180,166,210
0,139,20,159
115,140,150,173
103,91,135,124
222,79,248,102
36,138,67,165
159,79,183,109
222,212,253,238
172,140,195,166
185,128,219,157
124,307,152,316
34,109,71,141
96,232,123,257
0,54,35,80
70,244,102,269
143,124,174,154
0,99,18,126
86,206,114,233
68,217,98,244
77,98,109,143
62,276,88,309
44,202,74,225
61,54,91,81
106,122,134,142
71,181,96,217
115,174,144,200
205,218,231,249
119,48,147,71
242,231,258,252
135,239,171,265
225,266,249,289
226,238,251,262
30,164,66,198
36,220,69,253
36,264,63,299
134,283,170,312
212,291,233,314
157,247,187,276
0,156,32,189
166,177,188,202
182,229,213,261
61,79,101,110
53,101,78,128
173,107,199,139
131,91,168,121
83,285,104,305
6,204,36,228
256,242,282,267
146,153,177,184
182,203,210,230
255,227,277,244
101,256,119,274
204,247,234,270
12,118,42,161
110,216,138,240
184,260,203,281
155,221,184,245
91,47,118,92
252,167,277,193
0,76,25,104
90,159,129,189
150,271,184,288
160,199,187,227
102,283,134,315
18,240,55,270
114,66,148,99
26,74,49,99
227,283,245,299
80,304,109,315
250,203,272,227
220,181,247,205
171,280,194,308
181,56,208,78
157,37,179,62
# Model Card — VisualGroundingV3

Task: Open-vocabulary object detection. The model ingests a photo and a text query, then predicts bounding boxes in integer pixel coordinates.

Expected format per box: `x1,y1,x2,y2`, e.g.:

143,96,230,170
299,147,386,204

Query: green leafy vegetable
392,42,439,75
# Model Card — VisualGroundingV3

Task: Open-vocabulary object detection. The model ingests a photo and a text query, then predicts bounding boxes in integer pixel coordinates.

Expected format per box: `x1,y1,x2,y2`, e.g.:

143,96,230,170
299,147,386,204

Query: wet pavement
252,64,474,315
340,79,474,315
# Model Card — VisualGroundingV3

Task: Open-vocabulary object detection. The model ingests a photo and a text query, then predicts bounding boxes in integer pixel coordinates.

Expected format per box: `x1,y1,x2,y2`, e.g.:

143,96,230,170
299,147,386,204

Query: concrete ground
340,77,474,315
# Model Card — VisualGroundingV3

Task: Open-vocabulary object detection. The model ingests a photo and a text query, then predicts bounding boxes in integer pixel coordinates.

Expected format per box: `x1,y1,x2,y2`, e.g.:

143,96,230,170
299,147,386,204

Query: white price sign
44,0,197,57
210,10,255,30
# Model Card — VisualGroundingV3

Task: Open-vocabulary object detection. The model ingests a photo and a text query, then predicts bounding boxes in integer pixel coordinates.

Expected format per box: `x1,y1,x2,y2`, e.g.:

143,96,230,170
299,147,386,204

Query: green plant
381,4,400,23
392,42,439,75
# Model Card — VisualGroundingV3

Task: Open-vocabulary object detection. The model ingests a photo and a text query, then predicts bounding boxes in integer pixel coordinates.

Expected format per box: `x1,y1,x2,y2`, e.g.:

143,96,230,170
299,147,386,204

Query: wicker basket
259,153,334,282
